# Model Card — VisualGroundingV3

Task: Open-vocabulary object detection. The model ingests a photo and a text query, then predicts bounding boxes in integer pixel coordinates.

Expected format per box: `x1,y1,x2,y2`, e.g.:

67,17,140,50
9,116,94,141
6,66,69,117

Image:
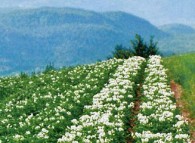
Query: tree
112,44,133,59
147,36,159,56
111,34,160,59
131,34,148,58
131,34,160,58
43,62,55,73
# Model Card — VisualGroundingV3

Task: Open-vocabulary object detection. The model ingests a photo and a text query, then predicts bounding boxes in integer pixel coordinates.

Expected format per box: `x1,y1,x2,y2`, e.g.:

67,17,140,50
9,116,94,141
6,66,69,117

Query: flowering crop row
0,59,122,142
133,56,190,143
57,56,145,143
0,56,191,142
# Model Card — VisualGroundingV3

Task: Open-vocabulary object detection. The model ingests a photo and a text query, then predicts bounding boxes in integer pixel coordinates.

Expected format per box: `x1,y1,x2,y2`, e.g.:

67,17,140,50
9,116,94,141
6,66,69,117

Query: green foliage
131,34,147,58
112,45,133,59
44,63,56,73
131,34,159,58
163,53,195,119
0,57,190,142
112,34,160,59
147,36,159,56
20,72,28,79
0,59,122,142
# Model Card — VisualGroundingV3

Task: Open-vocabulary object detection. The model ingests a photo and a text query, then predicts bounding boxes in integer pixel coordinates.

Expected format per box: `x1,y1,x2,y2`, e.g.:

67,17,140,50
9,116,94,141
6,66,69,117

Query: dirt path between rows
170,80,195,143
127,63,146,143
127,83,142,143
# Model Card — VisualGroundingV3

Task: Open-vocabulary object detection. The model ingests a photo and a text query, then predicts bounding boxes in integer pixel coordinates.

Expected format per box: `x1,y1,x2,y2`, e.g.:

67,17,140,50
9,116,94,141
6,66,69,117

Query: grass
163,53,195,131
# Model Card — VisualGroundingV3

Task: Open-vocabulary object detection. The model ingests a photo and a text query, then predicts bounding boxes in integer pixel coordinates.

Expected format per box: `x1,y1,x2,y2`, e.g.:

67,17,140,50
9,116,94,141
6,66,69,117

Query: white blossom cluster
0,58,122,142
133,55,190,143
58,56,145,143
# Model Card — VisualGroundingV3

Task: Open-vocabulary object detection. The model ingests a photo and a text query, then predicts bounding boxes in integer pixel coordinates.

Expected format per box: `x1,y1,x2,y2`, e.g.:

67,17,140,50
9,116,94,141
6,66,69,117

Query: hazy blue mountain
1,0,195,26
159,24,195,35
159,34,195,55
158,24,195,55
0,7,166,75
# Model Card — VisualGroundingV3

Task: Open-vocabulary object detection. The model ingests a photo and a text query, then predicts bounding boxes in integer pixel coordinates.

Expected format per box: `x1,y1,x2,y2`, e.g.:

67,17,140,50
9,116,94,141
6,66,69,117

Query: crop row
0,59,122,142
133,56,190,142
57,56,145,143
0,56,191,143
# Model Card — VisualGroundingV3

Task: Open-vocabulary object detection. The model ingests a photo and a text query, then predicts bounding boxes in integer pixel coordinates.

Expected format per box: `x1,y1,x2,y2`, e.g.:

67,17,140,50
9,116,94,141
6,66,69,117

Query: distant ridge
159,24,195,35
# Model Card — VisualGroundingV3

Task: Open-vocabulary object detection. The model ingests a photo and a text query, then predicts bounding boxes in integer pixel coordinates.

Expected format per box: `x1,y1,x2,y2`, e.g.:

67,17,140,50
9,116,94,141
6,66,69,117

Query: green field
164,53,195,117
0,56,192,142
164,53,195,137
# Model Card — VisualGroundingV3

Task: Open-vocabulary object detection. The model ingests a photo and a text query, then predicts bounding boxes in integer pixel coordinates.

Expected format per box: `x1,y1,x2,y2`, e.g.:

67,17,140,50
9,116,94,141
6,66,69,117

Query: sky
0,0,195,26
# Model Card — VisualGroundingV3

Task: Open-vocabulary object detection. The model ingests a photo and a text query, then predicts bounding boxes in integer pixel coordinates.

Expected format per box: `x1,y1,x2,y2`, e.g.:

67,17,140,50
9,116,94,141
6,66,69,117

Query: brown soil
127,84,142,143
170,80,195,142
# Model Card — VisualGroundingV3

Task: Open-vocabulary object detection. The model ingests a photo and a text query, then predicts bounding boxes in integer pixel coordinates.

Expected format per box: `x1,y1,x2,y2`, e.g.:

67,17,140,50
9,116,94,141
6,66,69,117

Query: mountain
159,24,195,35
158,24,195,55
0,7,166,75
1,0,195,26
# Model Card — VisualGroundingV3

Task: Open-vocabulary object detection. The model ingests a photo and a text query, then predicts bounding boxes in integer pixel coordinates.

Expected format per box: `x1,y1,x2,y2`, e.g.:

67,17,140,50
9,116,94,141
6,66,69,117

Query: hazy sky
0,0,195,26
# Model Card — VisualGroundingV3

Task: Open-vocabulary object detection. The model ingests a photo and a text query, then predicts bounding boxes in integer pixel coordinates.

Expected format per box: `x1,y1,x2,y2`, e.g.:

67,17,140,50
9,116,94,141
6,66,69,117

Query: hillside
0,7,166,75
158,24,195,55
159,24,195,35
164,53,195,118
0,56,191,142
164,53,195,140
2,0,195,26
159,34,195,55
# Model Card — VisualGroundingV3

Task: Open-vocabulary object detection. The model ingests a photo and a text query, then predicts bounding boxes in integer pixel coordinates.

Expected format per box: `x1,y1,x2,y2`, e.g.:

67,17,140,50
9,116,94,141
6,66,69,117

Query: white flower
175,134,189,139
25,131,31,135
13,134,24,140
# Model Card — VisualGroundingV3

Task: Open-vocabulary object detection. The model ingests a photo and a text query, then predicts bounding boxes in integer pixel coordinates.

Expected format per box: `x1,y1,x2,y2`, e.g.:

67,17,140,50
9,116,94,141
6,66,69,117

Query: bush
20,72,28,78
44,63,55,73
131,34,148,58
112,45,133,59
147,36,159,56
112,34,160,59
131,34,159,58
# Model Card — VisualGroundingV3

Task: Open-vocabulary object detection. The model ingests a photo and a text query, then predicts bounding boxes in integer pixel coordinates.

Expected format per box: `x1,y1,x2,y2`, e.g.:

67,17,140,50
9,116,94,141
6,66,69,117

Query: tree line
111,34,160,59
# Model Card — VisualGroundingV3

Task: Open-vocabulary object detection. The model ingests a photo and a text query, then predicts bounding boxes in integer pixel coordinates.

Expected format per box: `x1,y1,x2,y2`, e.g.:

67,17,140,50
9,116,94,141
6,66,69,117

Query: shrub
112,34,160,59
44,63,55,73
131,34,148,58
131,34,159,58
112,44,133,59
